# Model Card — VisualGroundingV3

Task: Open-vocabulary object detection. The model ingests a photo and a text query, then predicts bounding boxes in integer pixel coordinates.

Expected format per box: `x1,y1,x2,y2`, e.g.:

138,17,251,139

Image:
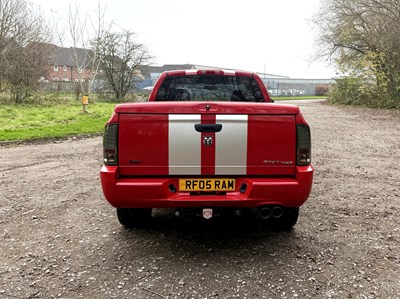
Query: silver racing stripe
168,114,201,175
215,115,248,175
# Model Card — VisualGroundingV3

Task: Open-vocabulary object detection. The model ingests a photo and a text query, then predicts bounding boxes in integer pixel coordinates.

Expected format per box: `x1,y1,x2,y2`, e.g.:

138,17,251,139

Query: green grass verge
0,102,117,142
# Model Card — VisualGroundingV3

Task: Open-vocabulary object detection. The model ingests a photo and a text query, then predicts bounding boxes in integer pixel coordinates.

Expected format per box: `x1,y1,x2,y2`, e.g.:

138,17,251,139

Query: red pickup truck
100,70,313,230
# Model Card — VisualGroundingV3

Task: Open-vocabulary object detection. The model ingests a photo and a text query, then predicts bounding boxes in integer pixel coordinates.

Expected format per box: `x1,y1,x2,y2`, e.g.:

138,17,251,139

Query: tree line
314,0,400,108
2,0,399,107
0,0,151,103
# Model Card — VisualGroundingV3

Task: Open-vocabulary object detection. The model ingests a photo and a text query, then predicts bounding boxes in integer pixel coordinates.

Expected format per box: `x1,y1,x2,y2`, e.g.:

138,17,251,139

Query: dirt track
0,100,399,299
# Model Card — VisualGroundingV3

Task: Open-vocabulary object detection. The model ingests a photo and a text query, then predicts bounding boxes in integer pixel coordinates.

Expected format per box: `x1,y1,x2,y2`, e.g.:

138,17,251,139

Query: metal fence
39,82,79,94
262,78,335,97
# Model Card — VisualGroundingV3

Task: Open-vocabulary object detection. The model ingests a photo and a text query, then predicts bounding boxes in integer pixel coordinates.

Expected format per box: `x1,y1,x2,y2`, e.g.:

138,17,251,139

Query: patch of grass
0,102,117,142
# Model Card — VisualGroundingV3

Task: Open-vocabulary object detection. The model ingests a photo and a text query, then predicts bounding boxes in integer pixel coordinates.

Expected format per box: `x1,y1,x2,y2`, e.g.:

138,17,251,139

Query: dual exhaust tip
258,206,284,220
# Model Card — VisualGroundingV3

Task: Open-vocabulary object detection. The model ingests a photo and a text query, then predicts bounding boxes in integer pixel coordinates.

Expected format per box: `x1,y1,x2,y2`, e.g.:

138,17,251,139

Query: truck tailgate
117,103,297,177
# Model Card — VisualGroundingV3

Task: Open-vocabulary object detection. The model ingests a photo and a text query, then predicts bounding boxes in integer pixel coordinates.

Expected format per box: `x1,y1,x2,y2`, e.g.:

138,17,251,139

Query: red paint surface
118,114,169,176
247,115,296,176
114,101,299,115
200,114,216,175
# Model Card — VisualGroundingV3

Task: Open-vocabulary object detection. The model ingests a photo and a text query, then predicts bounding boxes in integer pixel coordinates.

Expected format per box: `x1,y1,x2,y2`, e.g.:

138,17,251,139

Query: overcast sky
32,0,336,79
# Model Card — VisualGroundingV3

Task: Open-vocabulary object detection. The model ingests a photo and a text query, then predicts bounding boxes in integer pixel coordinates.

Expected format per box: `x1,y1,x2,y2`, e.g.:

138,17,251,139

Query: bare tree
0,0,52,102
98,29,151,101
0,0,26,55
62,3,107,104
314,0,400,101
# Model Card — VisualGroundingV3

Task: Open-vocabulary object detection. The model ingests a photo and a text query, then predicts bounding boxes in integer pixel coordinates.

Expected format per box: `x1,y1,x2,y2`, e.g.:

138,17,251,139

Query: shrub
328,77,399,109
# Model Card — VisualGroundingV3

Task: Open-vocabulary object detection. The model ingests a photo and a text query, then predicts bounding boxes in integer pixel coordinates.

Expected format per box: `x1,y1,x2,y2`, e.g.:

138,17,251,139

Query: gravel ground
0,100,399,299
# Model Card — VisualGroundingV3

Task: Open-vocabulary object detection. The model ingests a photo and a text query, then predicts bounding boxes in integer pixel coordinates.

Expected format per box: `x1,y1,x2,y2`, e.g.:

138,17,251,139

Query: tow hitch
175,208,243,221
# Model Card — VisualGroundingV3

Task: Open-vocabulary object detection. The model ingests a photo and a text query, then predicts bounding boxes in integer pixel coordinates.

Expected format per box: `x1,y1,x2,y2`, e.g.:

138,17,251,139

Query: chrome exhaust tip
258,207,272,219
272,206,284,219
233,209,242,216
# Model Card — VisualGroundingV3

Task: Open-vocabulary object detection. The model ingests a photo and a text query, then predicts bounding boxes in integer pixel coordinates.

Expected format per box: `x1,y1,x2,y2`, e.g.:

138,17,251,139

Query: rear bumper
100,165,314,209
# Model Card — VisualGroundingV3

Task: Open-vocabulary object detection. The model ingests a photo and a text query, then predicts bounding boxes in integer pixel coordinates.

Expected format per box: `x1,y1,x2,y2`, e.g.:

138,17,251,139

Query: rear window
155,75,265,102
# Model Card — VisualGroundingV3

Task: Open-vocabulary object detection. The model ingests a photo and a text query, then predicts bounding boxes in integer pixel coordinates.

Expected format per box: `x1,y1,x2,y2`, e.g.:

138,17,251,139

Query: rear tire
116,208,152,228
271,207,299,231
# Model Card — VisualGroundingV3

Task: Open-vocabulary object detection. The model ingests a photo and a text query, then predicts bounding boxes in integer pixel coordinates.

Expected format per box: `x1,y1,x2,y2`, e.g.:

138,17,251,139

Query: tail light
296,125,311,165
103,124,118,165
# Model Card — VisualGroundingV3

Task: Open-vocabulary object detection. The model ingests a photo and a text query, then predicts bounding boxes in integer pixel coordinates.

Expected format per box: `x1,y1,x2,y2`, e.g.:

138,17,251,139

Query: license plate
179,178,235,191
